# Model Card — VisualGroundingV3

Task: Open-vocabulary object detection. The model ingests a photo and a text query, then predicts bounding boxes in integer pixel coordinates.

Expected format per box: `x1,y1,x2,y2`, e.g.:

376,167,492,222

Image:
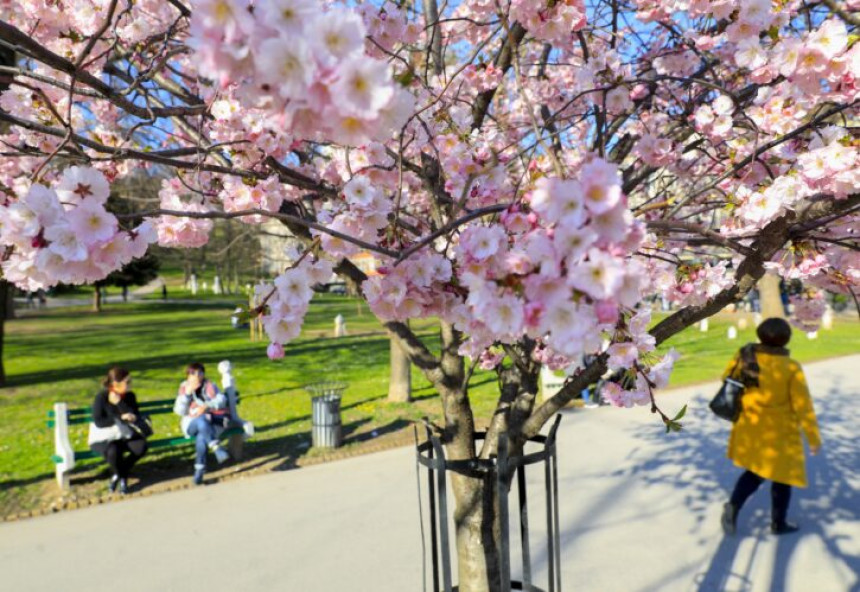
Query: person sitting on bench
174,362,230,485
90,367,148,494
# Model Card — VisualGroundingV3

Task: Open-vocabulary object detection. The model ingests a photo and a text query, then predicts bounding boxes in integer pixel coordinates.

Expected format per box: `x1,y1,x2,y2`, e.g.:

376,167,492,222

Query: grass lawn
0,295,502,515
1,296,857,516
658,313,860,386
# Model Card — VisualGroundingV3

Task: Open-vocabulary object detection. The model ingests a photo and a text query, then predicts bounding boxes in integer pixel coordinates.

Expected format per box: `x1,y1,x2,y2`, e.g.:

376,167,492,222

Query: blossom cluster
258,257,335,355
155,178,214,249
1,0,182,51
357,3,422,57
0,167,155,291
727,128,858,232
510,0,587,44
356,157,685,400
189,0,414,146
461,64,505,95
219,176,287,224
789,291,827,333
602,346,681,409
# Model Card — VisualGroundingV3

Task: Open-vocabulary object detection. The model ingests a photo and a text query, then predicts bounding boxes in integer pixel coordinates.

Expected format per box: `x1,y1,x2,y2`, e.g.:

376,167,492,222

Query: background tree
0,43,14,385
0,1,857,589
92,253,160,311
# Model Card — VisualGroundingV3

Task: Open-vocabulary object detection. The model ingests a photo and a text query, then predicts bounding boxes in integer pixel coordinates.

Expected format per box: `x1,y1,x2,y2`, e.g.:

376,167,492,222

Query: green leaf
672,404,687,422
395,69,415,87
664,419,684,434
767,26,779,42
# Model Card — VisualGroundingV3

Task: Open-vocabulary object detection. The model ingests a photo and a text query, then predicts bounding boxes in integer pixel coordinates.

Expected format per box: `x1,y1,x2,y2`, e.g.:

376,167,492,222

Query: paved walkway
1,356,858,592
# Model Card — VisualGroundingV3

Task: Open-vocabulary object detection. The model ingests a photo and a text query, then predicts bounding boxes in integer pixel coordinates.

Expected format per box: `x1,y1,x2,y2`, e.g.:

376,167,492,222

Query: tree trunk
387,338,412,402
452,473,503,592
93,285,102,312
122,285,128,302
0,279,12,385
759,272,785,319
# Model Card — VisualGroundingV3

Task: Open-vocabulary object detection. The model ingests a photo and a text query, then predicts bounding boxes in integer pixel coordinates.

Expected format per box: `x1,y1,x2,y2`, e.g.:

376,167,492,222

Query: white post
218,360,253,460
699,318,709,332
190,274,198,295
213,275,222,295
807,331,818,340
53,402,75,490
203,281,208,293
727,326,738,340
334,314,346,337
822,307,834,330
218,360,254,436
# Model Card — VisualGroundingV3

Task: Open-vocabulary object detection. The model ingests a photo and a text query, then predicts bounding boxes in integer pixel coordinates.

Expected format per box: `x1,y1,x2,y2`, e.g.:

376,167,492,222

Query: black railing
415,415,563,592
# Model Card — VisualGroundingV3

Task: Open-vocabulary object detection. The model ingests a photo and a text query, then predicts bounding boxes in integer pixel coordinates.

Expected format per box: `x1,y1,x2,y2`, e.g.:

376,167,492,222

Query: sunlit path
1,355,857,592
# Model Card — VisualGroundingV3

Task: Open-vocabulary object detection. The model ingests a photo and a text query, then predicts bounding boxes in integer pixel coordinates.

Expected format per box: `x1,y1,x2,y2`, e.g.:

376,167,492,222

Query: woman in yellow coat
720,317,821,536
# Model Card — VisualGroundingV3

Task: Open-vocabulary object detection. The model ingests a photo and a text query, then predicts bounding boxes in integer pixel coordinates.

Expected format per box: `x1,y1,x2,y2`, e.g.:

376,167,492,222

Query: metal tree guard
415,415,563,592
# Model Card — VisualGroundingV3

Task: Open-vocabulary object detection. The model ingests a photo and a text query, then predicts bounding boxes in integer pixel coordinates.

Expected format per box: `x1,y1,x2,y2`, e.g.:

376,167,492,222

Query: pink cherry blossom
56,166,110,205
66,200,117,245
579,159,622,215
267,342,286,360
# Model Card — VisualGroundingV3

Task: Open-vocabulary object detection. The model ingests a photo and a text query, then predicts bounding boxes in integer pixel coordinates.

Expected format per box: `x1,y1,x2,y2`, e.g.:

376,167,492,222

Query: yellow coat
723,350,821,488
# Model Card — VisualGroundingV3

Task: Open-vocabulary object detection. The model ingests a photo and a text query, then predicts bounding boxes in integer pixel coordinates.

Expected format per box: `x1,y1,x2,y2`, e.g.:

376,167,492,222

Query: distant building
257,220,381,282
349,252,381,277
258,219,304,277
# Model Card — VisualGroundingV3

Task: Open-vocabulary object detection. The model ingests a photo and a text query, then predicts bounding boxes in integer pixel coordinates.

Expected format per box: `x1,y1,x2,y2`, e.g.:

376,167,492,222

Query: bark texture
387,337,412,402
759,272,785,319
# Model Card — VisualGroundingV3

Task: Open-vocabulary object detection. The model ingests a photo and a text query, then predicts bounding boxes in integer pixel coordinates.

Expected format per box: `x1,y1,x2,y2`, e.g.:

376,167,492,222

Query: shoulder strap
728,352,742,380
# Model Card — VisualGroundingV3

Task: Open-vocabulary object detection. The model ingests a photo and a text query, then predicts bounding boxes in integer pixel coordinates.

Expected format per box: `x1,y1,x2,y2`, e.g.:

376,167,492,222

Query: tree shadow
0,471,58,493
254,394,386,434
3,332,397,389
266,418,413,472
512,369,859,592
621,372,860,591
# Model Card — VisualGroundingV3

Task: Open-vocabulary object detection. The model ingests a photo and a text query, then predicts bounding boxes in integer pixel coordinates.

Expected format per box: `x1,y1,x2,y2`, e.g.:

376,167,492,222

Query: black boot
108,474,120,493
721,502,738,535
771,521,800,535
118,478,129,495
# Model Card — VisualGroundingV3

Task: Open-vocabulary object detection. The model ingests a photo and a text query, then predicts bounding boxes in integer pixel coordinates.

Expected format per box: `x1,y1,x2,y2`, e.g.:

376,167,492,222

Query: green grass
1,297,857,515
0,295,501,514
656,313,860,386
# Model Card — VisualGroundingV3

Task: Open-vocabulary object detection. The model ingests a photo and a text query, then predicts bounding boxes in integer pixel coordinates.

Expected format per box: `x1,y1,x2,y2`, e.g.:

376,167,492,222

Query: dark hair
102,366,130,388
757,317,792,347
186,362,206,376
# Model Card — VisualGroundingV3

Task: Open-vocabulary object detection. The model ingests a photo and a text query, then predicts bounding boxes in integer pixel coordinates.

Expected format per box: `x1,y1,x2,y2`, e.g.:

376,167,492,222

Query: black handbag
124,414,154,438
709,357,745,422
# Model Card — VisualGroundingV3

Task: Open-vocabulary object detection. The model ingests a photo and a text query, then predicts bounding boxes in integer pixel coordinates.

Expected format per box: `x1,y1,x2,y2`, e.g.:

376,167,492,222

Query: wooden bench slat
48,408,91,418
47,417,90,427
138,402,176,409
49,427,246,463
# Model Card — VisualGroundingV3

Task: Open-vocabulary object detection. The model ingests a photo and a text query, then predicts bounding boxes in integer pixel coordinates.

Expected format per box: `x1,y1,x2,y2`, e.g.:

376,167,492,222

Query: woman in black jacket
91,367,148,494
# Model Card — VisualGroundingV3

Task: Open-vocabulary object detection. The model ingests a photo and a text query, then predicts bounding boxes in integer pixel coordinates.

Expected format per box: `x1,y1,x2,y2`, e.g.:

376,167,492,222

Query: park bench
47,360,253,490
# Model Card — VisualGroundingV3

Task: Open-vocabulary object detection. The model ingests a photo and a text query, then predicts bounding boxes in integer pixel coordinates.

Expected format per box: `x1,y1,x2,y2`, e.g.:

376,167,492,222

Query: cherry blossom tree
1,0,858,588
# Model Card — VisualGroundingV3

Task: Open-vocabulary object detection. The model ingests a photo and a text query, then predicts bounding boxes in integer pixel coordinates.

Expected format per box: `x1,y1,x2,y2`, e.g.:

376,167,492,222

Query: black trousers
730,470,791,524
94,438,148,478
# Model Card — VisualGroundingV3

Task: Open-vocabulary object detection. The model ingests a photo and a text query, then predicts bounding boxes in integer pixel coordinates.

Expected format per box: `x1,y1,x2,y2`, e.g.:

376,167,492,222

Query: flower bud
267,342,285,360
